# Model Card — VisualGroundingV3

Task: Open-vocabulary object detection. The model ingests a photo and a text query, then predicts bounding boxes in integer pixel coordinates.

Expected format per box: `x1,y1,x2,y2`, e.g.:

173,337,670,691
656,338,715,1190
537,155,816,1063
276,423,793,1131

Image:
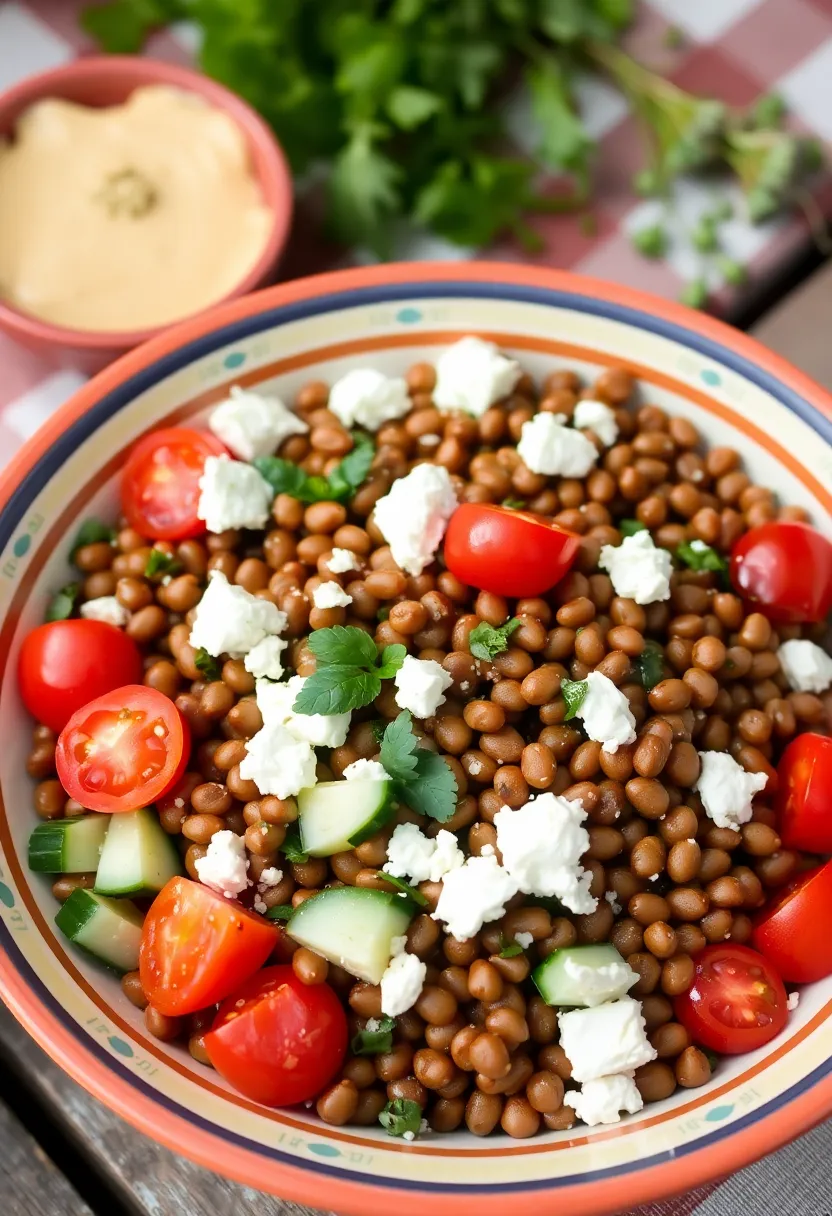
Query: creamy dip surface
0,85,274,332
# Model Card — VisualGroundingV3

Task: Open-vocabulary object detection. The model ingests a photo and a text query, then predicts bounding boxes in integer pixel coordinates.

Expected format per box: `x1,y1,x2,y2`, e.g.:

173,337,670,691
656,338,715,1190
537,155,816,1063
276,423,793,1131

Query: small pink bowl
0,56,294,374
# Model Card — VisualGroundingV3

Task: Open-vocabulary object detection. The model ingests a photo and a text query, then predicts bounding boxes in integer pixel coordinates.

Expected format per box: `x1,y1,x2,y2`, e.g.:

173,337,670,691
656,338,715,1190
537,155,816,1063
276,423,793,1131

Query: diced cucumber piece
94,808,181,897
55,888,144,973
533,943,637,1008
288,887,411,983
298,779,393,857
28,815,109,874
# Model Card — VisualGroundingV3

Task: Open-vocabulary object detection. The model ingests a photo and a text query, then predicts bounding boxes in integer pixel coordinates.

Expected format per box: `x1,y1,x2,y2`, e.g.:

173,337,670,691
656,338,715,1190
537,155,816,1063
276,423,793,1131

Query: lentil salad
19,337,832,1140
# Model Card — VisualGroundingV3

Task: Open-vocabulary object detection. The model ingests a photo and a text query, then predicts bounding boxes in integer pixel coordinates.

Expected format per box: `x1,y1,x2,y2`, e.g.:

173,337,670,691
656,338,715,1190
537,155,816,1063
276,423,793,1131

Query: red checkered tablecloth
1,3,832,1211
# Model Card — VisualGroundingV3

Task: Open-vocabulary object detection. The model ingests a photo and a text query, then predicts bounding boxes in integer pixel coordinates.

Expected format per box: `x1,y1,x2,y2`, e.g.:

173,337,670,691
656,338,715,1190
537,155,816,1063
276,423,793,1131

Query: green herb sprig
468,618,521,661
676,539,728,574
292,626,405,716
561,678,589,721
380,711,457,823
194,648,221,682
379,1097,422,1139
352,1015,396,1056
145,548,181,580
254,433,374,505
281,822,309,864
45,583,81,622
70,519,115,561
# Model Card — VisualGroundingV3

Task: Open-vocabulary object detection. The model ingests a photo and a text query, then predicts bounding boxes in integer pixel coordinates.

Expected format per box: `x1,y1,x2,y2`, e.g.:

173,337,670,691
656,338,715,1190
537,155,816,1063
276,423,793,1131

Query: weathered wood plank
751,258,832,389
0,1085,94,1216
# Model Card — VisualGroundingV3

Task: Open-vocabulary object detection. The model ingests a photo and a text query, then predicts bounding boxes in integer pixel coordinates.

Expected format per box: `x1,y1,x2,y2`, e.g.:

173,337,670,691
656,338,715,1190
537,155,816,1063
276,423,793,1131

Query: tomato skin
140,878,279,1017
775,734,832,853
56,685,189,813
443,503,580,598
122,427,226,542
752,861,832,983
729,521,832,623
674,944,788,1055
18,619,143,734
205,966,348,1107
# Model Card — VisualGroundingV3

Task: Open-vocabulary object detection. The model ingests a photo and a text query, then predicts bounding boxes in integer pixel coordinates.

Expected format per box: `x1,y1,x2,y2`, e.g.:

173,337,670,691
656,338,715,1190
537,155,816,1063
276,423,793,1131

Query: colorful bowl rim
0,55,294,351
1,262,831,1216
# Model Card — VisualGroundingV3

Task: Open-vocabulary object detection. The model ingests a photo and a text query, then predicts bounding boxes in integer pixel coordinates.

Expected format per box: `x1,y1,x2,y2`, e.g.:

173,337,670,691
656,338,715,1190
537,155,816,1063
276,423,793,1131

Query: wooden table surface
1,257,831,1216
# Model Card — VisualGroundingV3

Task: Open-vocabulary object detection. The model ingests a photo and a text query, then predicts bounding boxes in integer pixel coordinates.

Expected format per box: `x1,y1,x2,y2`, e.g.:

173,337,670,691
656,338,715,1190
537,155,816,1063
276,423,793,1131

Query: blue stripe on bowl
2,276,832,1197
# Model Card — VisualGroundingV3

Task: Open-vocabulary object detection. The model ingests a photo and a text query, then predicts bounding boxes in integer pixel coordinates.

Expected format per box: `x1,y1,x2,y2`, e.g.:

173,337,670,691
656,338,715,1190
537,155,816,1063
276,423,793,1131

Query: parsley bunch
254,433,374,505
379,710,458,823
292,626,405,716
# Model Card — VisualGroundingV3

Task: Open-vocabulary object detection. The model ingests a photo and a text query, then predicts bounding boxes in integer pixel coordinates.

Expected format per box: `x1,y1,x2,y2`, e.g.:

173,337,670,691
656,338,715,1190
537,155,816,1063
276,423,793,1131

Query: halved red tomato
56,685,188,813
18,619,143,734
443,503,580,598
753,861,832,983
140,877,279,1017
775,734,832,853
205,966,348,1107
674,944,788,1054
730,521,832,623
122,427,226,541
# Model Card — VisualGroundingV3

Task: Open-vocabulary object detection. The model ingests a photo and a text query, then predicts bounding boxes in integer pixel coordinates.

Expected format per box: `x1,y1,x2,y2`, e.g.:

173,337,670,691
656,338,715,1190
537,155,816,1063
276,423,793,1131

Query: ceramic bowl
0,264,831,1216
0,56,293,374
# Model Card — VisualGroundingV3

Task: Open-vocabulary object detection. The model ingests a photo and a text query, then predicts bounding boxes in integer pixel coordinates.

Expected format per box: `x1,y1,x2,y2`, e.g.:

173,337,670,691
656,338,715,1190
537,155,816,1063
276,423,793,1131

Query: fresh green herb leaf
327,126,402,254
380,711,457,823
633,167,663,197
527,57,594,186
307,625,379,669
716,255,747,286
379,1097,422,1138
377,644,407,679
70,519,115,560
632,223,667,259
194,648,221,681
380,710,421,781
633,640,665,690
144,548,181,579
703,1048,719,1072
80,0,182,52
499,934,524,958
680,278,709,309
751,93,786,130
386,85,443,130
468,618,522,661
370,719,387,746
501,498,526,510
352,1015,396,1056
282,823,309,864
377,872,429,907
45,582,81,623
293,666,381,716
265,905,293,921
561,678,589,720
676,539,728,574
619,519,647,537
252,457,308,500
326,433,376,501
691,216,719,252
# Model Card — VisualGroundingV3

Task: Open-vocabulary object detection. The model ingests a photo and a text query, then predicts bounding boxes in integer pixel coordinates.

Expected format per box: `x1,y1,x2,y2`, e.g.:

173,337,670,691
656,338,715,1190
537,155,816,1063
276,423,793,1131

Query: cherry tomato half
730,521,832,623
775,734,832,853
139,877,279,1017
753,861,832,983
18,619,143,734
205,965,348,1107
674,944,788,1054
443,503,580,598
121,427,226,542
56,685,189,813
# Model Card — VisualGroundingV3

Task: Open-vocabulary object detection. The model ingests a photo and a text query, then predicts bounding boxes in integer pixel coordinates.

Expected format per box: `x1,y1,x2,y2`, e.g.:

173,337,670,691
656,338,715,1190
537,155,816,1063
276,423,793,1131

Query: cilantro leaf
499,934,524,958
194,648,221,682
257,435,376,506
633,640,665,691
561,678,589,720
282,823,309,864
326,433,375,500
619,519,647,537
265,905,293,921
144,548,181,579
70,519,115,560
415,155,542,250
80,0,182,52
380,711,421,781
380,712,457,823
307,625,379,669
676,540,728,574
352,1015,396,1056
377,644,407,679
45,582,81,623
386,85,443,130
252,457,308,500
327,127,402,253
377,872,429,907
527,58,593,184
632,223,668,258
469,618,521,661
379,1097,422,1138
293,666,381,716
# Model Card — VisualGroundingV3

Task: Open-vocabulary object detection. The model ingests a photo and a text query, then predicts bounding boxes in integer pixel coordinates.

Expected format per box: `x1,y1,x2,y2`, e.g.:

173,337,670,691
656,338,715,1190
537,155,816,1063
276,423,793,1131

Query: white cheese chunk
433,336,521,417
432,852,519,940
239,721,317,799
494,792,597,914
194,830,249,899
197,454,273,534
598,530,672,605
569,1073,643,1126
373,463,458,576
79,596,129,627
558,997,657,1083
383,822,437,883
244,635,288,681
787,991,800,1011
328,368,410,430
343,758,389,781
573,399,619,447
189,571,287,659
394,655,454,718
572,671,637,754
777,639,832,694
313,582,353,609
517,411,598,477
256,676,351,748
514,932,534,950
562,954,638,1007
380,938,427,1017
208,385,307,461
695,751,768,831
428,829,465,883
327,547,360,574
257,866,283,889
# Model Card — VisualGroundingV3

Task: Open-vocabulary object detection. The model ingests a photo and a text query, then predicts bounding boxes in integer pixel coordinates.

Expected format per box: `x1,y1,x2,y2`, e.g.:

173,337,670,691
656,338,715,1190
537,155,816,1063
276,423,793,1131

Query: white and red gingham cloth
2,3,832,1210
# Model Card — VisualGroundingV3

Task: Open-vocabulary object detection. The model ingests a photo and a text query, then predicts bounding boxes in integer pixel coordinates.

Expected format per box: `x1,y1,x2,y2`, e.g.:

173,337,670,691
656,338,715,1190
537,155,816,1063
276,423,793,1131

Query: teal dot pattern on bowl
704,1104,735,1122
224,352,246,369
13,535,30,558
0,883,14,908
308,1143,342,1158
396,307,422,324
108,1036,135,1058
701,369,722,387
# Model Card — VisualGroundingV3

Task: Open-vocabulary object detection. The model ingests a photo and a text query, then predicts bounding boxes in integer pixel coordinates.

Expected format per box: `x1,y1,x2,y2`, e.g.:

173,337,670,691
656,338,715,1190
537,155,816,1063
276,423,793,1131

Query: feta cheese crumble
432,852,520,940
494,792,597,914
572,671,637,754
394,655,454,718
239,721,317,799
197,454,273,534
256,676,351,748
380,933,427,1017
343,758,389,781
777,639,832,694
328,368,410,431
514,932,534,950
558,997,657,1083
561,954,638,1007
189,571,287,658
208,385,307,461
244,635,288,681
605,891,623,915
312,582,353,610
327,547,360,574
257,866,283,890
569,1073,643,1127
373,463,458,575
599,531,672,605
433,336,521,417
79,596,129,627
517,412,598,477
194,830,249,899
695,751,768,831
573,399,619,448
787,991,800,1011
384,823,465,884
428,830,466,883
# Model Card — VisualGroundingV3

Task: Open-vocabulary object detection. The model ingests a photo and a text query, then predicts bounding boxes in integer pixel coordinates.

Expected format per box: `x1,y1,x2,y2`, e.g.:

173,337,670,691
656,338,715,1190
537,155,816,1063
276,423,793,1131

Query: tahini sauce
0,85,274,332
